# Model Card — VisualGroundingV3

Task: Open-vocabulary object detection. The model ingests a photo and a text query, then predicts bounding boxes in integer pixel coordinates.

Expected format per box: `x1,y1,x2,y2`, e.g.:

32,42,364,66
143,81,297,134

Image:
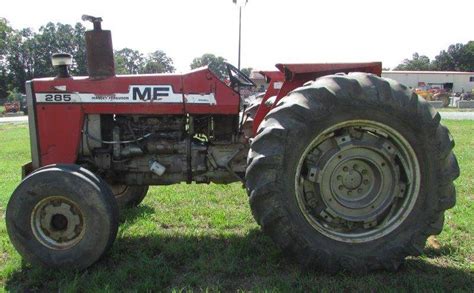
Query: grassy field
0,121,473,291
439,107,474,112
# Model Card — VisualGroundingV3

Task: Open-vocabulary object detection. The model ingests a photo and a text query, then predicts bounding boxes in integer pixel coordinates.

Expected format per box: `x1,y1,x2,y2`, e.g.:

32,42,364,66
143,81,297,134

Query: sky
2,0,473,72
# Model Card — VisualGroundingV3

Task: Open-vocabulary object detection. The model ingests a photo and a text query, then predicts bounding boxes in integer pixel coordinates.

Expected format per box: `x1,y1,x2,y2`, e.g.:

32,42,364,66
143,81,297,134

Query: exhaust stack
82,15,115,79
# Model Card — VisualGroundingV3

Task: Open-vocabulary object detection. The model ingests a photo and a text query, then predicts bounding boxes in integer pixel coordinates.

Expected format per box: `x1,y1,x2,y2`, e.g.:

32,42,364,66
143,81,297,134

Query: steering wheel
225,62,256,89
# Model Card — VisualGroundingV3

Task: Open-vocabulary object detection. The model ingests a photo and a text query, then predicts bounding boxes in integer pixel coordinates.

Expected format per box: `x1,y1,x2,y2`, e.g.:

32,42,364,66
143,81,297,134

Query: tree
143,50,175,74
0,18,13,99
432,42,474,72
114,48,144,74
3,21,88,93
72,23,88,76
32,22,88,77
394,53,432,71
394,41,474,72
241,67,252,77
190,53,227,79
6,28,36,93
0,18,12,59
6,87,22,102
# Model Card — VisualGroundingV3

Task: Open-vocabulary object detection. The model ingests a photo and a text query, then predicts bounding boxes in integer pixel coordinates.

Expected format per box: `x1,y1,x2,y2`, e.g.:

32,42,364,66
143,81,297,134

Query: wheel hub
316,136,399,222
296,121,420,243
32,196,85,250
341,168,362,190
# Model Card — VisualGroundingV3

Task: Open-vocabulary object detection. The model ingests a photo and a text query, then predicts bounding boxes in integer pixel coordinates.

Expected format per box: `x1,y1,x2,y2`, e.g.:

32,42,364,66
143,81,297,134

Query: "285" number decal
44,94,72,102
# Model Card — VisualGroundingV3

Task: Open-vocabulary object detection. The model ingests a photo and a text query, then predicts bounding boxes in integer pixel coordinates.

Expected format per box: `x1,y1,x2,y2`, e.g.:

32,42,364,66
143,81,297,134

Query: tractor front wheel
6,165,119,269
246,73,459,272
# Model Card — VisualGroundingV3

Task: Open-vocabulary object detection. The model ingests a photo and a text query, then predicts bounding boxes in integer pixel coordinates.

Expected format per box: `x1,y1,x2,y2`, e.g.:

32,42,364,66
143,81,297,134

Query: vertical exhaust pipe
82,15,115,79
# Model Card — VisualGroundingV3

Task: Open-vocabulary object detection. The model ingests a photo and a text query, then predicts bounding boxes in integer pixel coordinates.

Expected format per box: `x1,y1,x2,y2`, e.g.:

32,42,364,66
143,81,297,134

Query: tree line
393,41,474,71
0,18,240,100
4,17,470,100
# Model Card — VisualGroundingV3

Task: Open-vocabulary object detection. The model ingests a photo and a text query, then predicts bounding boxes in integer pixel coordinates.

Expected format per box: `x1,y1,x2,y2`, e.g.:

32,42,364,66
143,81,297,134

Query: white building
382,71,474,93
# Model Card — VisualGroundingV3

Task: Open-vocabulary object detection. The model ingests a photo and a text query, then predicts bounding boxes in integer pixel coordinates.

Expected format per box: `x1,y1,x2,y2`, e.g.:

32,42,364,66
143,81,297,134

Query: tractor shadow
5,224,474,291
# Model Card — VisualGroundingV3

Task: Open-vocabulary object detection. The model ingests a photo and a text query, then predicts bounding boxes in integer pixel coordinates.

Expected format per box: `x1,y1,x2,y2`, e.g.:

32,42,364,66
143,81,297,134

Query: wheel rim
31,196,85,250
295,120,420,243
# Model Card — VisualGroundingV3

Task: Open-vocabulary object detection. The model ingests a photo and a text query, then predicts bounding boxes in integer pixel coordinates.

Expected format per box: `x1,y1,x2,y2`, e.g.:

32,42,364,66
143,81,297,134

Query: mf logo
131,86,170,101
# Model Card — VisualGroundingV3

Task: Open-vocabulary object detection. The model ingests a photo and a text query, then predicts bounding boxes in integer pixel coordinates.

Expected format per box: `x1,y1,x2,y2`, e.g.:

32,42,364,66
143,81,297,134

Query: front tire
6,165,119,269
246,73,459,272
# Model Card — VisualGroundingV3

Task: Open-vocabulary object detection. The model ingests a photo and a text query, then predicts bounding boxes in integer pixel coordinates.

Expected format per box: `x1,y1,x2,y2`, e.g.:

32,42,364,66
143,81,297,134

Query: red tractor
6,16,459,272
3,101,20,113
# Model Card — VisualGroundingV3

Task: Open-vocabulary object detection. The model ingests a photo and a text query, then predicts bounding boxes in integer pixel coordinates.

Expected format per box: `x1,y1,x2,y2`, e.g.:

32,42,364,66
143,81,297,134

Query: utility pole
233,0,248,70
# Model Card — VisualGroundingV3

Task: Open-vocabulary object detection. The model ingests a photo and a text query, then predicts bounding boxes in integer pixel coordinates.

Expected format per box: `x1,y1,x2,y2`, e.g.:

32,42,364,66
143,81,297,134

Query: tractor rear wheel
6,165,119,269
109,184,149,208
246,73,459,272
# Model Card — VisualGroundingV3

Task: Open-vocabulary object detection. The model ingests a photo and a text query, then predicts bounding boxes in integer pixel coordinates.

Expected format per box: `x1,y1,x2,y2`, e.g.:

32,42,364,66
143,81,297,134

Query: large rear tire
6,165,119,269
246,73,459,272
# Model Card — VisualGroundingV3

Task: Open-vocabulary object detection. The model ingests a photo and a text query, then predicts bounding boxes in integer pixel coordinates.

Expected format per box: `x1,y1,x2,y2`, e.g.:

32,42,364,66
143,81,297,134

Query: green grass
439,107,474,112
0,121,473,291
